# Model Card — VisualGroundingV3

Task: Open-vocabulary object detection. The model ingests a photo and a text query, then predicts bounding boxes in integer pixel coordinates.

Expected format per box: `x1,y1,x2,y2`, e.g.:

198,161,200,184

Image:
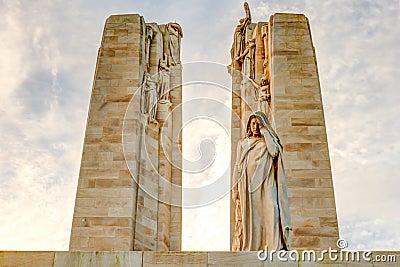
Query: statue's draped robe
232,128,291,251
158,67,170,102
140,76,158,121
166,23,183,66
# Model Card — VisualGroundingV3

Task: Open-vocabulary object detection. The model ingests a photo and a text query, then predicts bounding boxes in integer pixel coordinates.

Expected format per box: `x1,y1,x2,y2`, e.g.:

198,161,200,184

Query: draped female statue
232,111,292,251
165,22,183,66
140,72,158,122
157,56,171,103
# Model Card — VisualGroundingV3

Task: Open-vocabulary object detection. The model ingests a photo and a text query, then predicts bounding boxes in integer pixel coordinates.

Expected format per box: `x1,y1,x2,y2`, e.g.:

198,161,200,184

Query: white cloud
0,2,27,101
0,0,86,250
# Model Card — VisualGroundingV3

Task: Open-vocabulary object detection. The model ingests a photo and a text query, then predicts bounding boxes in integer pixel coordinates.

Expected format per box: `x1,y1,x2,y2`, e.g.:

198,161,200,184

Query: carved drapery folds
230,2,251,71
237,38,256,80
261,24,269,78
229,2,272,113
249,76,272,122
165,23,183,66
145,25,155,72
229,3,292,252
140,22,182,122
140,72,158,121
158,55,171,103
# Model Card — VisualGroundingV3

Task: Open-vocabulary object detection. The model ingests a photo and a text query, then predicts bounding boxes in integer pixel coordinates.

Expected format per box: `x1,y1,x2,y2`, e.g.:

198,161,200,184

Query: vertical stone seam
132,16,147,251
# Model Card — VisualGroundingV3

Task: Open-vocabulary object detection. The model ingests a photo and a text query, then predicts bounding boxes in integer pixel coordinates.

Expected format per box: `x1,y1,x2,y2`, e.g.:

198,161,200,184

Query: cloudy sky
0,0,399,251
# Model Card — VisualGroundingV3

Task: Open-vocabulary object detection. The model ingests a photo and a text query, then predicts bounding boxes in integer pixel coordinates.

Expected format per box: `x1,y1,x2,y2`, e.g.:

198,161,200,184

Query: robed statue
249,76,272,121
232,111,292,251
230,2,251,70
157,55,171,103
165,22,183,66
140,72,158,122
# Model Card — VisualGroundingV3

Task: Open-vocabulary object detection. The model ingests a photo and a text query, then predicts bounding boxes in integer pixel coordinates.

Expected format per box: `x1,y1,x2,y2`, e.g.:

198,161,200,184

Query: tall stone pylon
69,14,183,251
229,10,340,250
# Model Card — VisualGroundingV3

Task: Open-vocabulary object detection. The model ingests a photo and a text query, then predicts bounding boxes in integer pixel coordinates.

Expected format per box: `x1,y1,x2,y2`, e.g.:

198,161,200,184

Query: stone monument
68,14,183,251
229,2,339,251
7,5,396,267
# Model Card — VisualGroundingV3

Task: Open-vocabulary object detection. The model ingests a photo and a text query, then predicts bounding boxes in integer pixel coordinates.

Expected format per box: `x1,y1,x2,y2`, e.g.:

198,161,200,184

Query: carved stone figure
165,22,183,66
236,38,256,79
158,55,170,102
230,2,251,69
261,25,269,77
232,111,292,251
145,26,155,72
244,1,251,23
140,72,158,121
249,76,271,117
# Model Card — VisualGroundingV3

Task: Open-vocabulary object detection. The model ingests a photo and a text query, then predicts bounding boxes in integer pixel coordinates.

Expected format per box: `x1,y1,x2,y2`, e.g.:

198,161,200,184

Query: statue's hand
256,118,265,129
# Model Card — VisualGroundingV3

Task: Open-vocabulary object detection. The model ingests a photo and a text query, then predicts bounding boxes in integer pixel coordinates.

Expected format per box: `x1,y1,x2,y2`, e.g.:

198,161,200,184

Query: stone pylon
69,14,183,251
230,12,339,250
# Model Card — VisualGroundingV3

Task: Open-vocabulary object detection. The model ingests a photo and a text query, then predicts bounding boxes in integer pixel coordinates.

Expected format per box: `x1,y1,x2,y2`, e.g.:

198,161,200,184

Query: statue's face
250,117,262,136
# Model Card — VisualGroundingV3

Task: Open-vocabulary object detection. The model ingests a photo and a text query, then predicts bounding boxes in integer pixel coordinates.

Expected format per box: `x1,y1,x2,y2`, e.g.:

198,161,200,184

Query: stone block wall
70,14,182,251
70,14,144,251
230,13,339,250
270,13,339,249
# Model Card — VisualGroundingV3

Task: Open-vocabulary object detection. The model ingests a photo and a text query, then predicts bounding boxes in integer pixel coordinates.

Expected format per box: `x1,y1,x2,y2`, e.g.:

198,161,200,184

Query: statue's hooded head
246,111,270,137
246,111,283,152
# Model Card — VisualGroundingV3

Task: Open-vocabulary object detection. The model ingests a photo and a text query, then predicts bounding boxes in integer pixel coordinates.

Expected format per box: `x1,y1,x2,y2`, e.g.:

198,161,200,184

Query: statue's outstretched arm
261,128,278,157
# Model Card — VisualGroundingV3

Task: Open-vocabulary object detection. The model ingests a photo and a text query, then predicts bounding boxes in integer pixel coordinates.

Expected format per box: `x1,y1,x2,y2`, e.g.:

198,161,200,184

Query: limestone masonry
230,12,339,251
0,9,358,267
69,14,183,251
69,11,339,253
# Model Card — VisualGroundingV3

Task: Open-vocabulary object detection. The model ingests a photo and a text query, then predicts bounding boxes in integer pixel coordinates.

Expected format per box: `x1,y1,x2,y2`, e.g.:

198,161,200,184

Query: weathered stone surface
54,252,143,267
2,251,396,266
143,252,207,267
70,13,182,252
208,251,298,266
0,252,55,267
271,15,341,243
230,12,339,251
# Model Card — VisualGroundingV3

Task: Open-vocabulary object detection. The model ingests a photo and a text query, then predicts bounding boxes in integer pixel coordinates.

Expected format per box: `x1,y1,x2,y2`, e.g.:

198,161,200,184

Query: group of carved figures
230,2,272,119
140,23,183,122
230,3,293,252
140,56,171,121
141,2,293,252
